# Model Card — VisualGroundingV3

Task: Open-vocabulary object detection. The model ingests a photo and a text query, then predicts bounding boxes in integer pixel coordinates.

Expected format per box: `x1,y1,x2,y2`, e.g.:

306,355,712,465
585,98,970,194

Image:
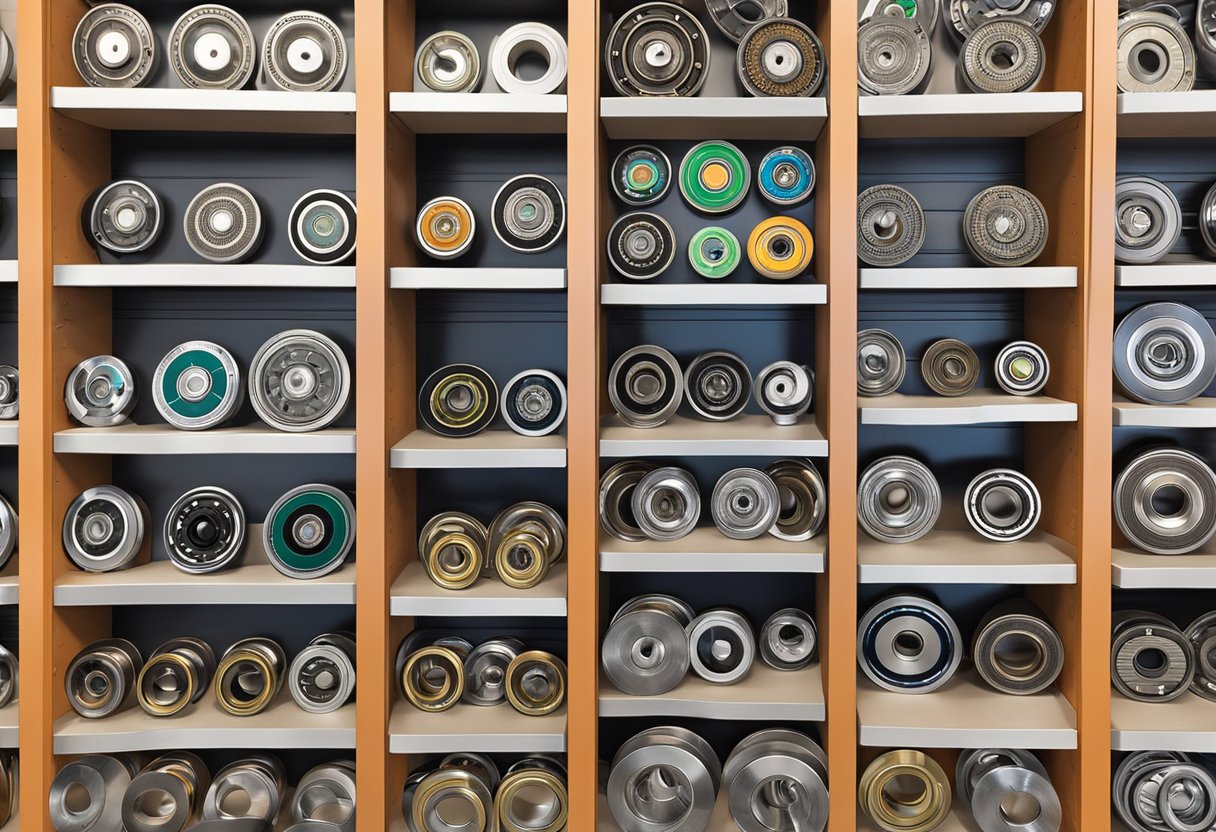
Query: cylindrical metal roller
418,363,498,437
63,485,149,573
857,329,906,397
122,752,210,832
609,345,683,428
859,749,951,832
415,196,475,260
754,360,813,424
602,596,691,695
497,756,568,832
757,146,815,206
85,179,163,254
1114,301,1216,405
419,511,487,590
66,355,137,427
706,0,787,42
994,340,1049,396
487,501,566,589
964,469,1041,543
505,650,567,715
463,636,524,706
400,637,468,712
737,17,827,97
605,2,710,97
684,351,751,421
501,369,566,436
963,185,1049,267
857,455,941,544
958,19,1044,93
687,608,755,685
688,226,742,280
490,22,567,95
163,486,247,574
747,216,813,279
260,11,347,92
202,755,286,825
858,16,931,96
607,726,722,832
263,484,356,579
50,754,137,832
607,211,677,280
67,638,143,718
612,145,672,206
289,190,357,265
711,467,779,539
858,593,961,693
184,182,264,263
1115,176,1182,264
1112,610,1194,702
249,329,352,433
632,466,701,541
857,184,925,267
416,30,481,92
1186,610,1216,702
922,337,980,397
73,4,157,88
169,5,255,89
289,632,356,714
760,608,818,670
214,636,286,716
971,600,1064,695
492,174,566,253
1117,10,1196,93
292,760,356,832
679,140,751,214
956,748,1048,808
723,728,830,832
599,460,659,541
765,459,826,541
1114,447,1216,554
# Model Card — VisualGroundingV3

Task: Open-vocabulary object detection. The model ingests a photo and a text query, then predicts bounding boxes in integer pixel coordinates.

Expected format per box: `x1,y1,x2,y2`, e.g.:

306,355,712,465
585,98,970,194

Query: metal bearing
613,145,672,206
679,141,751,214
66,355,137,427
490,22,567,95
605,2,710,97
416,196,475,260
757,146,815,206
153,340,242,430
922,337,980,396
405,762,494,832
501,369,566,437
723,729,829,832
608,211,677,280
463,636,524,706
737,18,827,97
607,726,722,832
688,226,742,279
969,762,1061,832
0,366,17,421
706,0,788,42
184,182,264,263
63,485,149,573
1114,751,1216,832
1201,182,1216,258
858,16,932,96
862,0,940,30
858,329,906,397
1200,0,1216,78
1114,447,1216,555
858,594,962,692
0,495,15,574
292,760,356,832
971,600,1064,695
1117,10,1196,93
760,608,817,670
1116,302,1216,405
122,753,209,832
67,638,143,719
263,483,356,579
1115,177,1182,265
599,460,659,541
0,646,14,711
858,456,941,544
964,469,1041,542
419,511,487,590
1112,610,1194,702
51,754,137,832
684,351,751,421
249,329,351,433
137,637,216,716
1186,611,1216,701
400,638,468,712
747,216,814,279
289,632,356,714
0,31,12,101
612,593,697,625
497,757,569,832
765,459,826,541
202,755,285,825
417,30,481,92
85,179,163,254
169,5,256,89
260,11,346,92
755,360,813,424
956,748,1048,808
73,4,157,88
214,636,286,716
859,749,951,832
949,0,1055,42
505,650,566,715
419,363,498,437
687,608,755,684
632,466,701,541
995,340,1049,396
602,596,692,695
711,468,780,539
163,486,247,574
858,184,926,267
609,345,683,427
958,19,1045,94
963,185,1049,267
487,501,566,589
492,174,566,253
288,190,356,265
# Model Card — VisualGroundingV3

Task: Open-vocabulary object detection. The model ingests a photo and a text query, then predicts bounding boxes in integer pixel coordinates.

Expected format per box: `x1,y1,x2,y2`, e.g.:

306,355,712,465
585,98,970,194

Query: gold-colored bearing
505,650,566,716
419,512,488,590
431,372,492,430
214,641,283,717
493,528,550,588
402,646,466,712
411,770,492,831
747,216,814,280
137,652,198,717
417,198,474,257
858,749,951,832
496,768,569,832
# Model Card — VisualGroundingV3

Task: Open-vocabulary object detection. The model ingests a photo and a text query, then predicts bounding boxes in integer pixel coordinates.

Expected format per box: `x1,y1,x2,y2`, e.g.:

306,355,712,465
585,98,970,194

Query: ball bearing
724,729,829,832
418,511,488,590
688,226,742,279
757,146,815,206
971,600,1064,695
922,337,980,397
492,174,566,253
963,469,1042,543
153,340,243,430
249,329,352,433
995,340,1050,396
963,185,1049,267
962,751,1061,832
859,750,951,832
263,483,356,579
602,598,692,695
858,593,962,693
605,2,710,97
1117,10,1196,93
487,500,566,589
1114,302,1216,405
1186,610,1216,702
67,638,143,719
684,351,751,421
288,189,357,265
418,363,499,437
1115,177,1182,265
607,211,677,280
949,0,1055,42
417,31,481,93
705,0,788,42
679,140,751,214
137,637,216,716
496,757,569,832
857,329,907,397
607,726,721,832
505,650,566,715
755,360,813,424
63,485,149,573
462,636,524,706
612,145,673,206
608,345,683,428
66,355,138,427
1112,610,1194,702
747,216,813,279
958,19,1045,94
1114,751,1216,832
260,11,347,92
711,468,780,540
122,753,210,832
858,184,926,267
766,459,826,541
184,182,265,263
50,755,136,832
73,4,157,88
632,466,701,541
858,455,941,544
501,369,567,437
163,486,247,574
599,460,659,542
416,196,475,260
489,22,568,95
85,179,163,255
1114,447,1216,555
288,632,356,715
169,5,256,90
687,608,755,685
759,608,817,670
737,18,827,97
858,15,932,96
215,636,286,716
1201,181,1216,258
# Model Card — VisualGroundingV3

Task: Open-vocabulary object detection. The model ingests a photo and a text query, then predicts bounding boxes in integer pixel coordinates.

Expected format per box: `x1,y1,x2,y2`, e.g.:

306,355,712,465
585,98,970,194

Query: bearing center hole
313,669,336,689
999,792,1042,825
1148,339,1185,371
435,54,457,74
882,774,927,815
878,47,896,69
778,624,804,649
508,783,561,825
882,484,911,513
1136,44,1163,76
769,236,792,258
994,632,1044,676
873,210,900,240
420,664,450,693
65,783,92,815
134,788,176,822
644,40,672,68
633,636,665,670
990,42,1018,70
435,795,476,826
701,238,726,262
299,784,352,822
189,517,218,546
710,638,733,662
944,357,965,379
1010,356,1035,380
506,544,535,571
521,667,552,699
894,630,924,659
235,669,264,698
445,384,474,414
509,46,550,82
438,545,469,572
86,671,110,696
1152,484,1188,518
982,487,1022,524
1135,647,1168,677
219,788,252,816
733,492,752,512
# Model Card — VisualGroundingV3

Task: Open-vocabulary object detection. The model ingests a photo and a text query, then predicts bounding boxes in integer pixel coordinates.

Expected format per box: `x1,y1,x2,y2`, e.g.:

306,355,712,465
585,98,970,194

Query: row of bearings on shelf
1115,176,1216,265
858,330,1052,398
610,345,813,427
62,482,355,579
1111,609,1216,703
605,725,828,832
418,501,565,591
1117,2,1216,93
1114,751,1216,832
50,753,354,832
602,593,817,695
600,460,826,543
66,632,355,719
859,595,1064,696
415,24,567,95
86,180,356,265
1114,301,1216,405
606,1,826,98
74,4,347,92
858,183,1050,268
415,175,565,259
860,747,1060,832
858,457,1043,544
396,633,565,716
1115,445,1216,555
403,754,567,832
417,365,566,438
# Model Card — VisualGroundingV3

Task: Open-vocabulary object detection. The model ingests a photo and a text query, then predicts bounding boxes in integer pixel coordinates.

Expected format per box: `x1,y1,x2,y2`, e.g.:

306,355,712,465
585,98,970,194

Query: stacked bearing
1115,446,1216,555
403,754,567,832
418,501,565,590
1118,8,1197,92
416,23,567,95
1115,752,1216,832
417,364,567,438
1111,610,1203,703
416,174,565,260
856,330,1051,399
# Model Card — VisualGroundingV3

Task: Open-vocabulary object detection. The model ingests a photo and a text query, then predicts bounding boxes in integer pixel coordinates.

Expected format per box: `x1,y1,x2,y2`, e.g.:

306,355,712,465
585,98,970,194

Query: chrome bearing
66,355,137,427
964,469,1042,542
463,636,524,706
405,761,494,832
706,0,787,42
687,608,755,684
858,184,926,267
858,593,962,693
858,455,941,543
1186,610,1216,701
419,363,498,437
602,596,692,695
612,145,673,206
490,22,567,95
249,329,352,433
260,11,347,92
505,650,567,715
263,483,356,578
949,0,1055,42
63,485,149,572
1115,177,1182,264
971,600,1064,695
501,369,567,437
684,351,751,421
137,637,216,716
737,18,827,97
688,226,742,279
995,340,1050,396
418,511,488,590
632,466,701,541
757,146,815,206
85,179,163,254
1115,302,1216,405
857,329,906,397
969,760,1061,832
958,19,1045,94
860,750,951,832
0,495,15,574
416,196,475,260
760,608,817,670
51,755,137,832
609,345,683,427
497,757,569,832
680,141,751,214
747,216,814,279
0,367,17,421
67,638,143,718
1117,10,1196,93
599,460,659,541
123,753,209,832
487,501,566,589
0,646,14,710
400,637,468,712
292,761,356,832
163,486,247,574
608,211,677,280
755,360,813,424
73,4,156,88
202,755,286,825
184,182,264,263
711,468,780,539
607,726,721,832
1200,0,1216,78
492,174,566,253
1114,751,1216,832
766,459,826,541
153,340,242,430
922,338,980,397
289,632,356,714
605,2,710,97
963,185,1049,267
723,729,829,832
1112,610,1194,702
169,5,256,89
1114,447,1216,555
215,636,286,716
1202,182,1216,257
289,190,356,265
858,16,932,96
956,748,1049,808
416,31,481,92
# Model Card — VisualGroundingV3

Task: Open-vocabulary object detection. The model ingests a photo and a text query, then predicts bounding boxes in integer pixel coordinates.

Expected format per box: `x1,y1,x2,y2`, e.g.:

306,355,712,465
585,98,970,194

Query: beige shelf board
1112,691,1216,751
859,391,1077,426
50,87,356,133
0,424,15,447
0,106,14,150
600,282,826,306
53,694,355,753
600,526,825,573
600,96,827,140
390,429,567,469
389,267,567,290
599,414,828,457
1113,545,1216,589
857,671,1078,748
598,790,736,831
0,561,15,606
859,91,1082,138
1113,395,1216,428
858,529,1076,584
0,703,15,748
53,423,356,455
388,700,566,754
1116,262,1216,287
598,663,824,720
858,266,1077,290
53,263,355,288
389,92,567,133
390,561,567,616
0,261,15,283
858,801,981,832
1117,91,1216,137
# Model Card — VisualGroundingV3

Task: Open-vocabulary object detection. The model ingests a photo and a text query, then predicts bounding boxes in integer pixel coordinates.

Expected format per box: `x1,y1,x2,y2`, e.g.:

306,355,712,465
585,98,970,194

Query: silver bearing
169,5,256,89
857,184,925,267
1200,0,1216,78
67,638,143,718
66,355,137,427
153,340,243,430
202,755,286,825
755,360,813,425
487,501,567,589
86,179,163,255
0,494,14,573
958,19,1045,94
50,755,137,832
737,17,827,98
289,190,357,265
416,30,481,92
249,329,351,433
949,0,1055,43
723,729,829,832
922,338,980,397
501,369,567,437
858,455,941,544
163,486,247,574
1112,610,1194,702
684,351,751,422
492,174,566,253
0,645,14,710
970,762,1061,832
765,459,826,541
263,484,355,579
292,760,356,832
687,608,755,684
760,608,817,670
603,596,692,695
611,593,696,626
605,2,711,97
260,11,347,92
137,637,216,716
956,749,1048,808
971,600,1064,695
858,16,932,96
490,23,567,95
1117,10,1196,93
0,31,12,101
995,340,1050,396
964,469,1042,543
607,726,722,832
1186,611,1216,701
0,366,16,421
404,762,494,832
1114,751,1216,832
63,485,149,573
632,466,701,541
857,329,906,397
463,636,524,706
609,345,683,428
858,593,962,693
706,0,787,42
1114,302,1216,405
1114,447,1216,555
1115,177,1182,265
184,183,264,263
497,757,568,832
711,468,780,539
122,752,209,832
289,632,356,714
415,196,475,260
1201,181,1216,258
608,211,678,281
963,185,1049,267
73,4,157,88
599,460,659,542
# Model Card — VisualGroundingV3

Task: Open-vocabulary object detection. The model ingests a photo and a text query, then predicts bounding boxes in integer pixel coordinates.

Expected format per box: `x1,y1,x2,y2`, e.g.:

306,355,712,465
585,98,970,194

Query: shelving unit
389,267,567,291
389,92,567,133
601,282,827,306
387,701,567,754
857,530,1076,585
858,92,1083,138
389,429,567,468
858,392,1077,426
53,424,357,455
599,415,828,457
1111,692,1216,752
598,664,825,721
52,264,357,288
389,561,567,616
599,96,828,140
1112,396,1216,428
858,266,1077,290
1112,546,1216,589
600,527,825,574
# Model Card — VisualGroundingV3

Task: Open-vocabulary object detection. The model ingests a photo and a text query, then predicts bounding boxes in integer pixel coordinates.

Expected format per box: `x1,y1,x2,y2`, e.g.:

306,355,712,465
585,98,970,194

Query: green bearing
688,227,741,279
264,484,355,579
679,140,751,214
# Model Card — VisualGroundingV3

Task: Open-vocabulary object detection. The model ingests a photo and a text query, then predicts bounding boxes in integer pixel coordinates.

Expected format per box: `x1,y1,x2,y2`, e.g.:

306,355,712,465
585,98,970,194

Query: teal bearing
758,146,815,206
679,140,751,214
263,484,355,579
152,340,242,431
688,227,741,279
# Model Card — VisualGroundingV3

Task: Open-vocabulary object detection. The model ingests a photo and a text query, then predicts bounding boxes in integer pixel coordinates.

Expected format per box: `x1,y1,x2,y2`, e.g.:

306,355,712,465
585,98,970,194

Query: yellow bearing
858,749,951,832
137,652,198,717
496,768,569,832
493,529,550,589
401,646,465,712
505,650,566,716
431,372,492,430
416,197,475,258
747,216,813,280
214,648,280,716
419,511,488,590
412,771,491,831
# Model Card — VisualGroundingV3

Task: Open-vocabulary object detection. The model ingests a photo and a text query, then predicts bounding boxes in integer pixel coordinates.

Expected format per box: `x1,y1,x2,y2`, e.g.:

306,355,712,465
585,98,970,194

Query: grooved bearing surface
958,19,1044,93
1117,10,1196,93
1115,177,1182,265
169,4,256,90
963,185,1049,267
1114,301,1216,405
73,4,157,88
857,184,925,267
88,179,163,255
261,11,347,92
857,329,906,397
605,1,710,97
858,16,931,95
607,211,677,280
492,175,566,253
1114,447,1216,555
857,455,941,544
183,183,264,263
416,30,481,92
737,18,826,97
921,338,979,397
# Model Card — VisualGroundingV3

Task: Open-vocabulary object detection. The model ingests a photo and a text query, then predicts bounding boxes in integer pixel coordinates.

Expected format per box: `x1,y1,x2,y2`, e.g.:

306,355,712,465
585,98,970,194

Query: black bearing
611,145,672,206
500,369,567,437
1112,610,1194,702
684,351,751,422
607,211,677,281
418,364,499,438
605,2,711,97
85,180,164,255
163,486,246,575
491,175,565,254
608,345,683,428
288,190,357,265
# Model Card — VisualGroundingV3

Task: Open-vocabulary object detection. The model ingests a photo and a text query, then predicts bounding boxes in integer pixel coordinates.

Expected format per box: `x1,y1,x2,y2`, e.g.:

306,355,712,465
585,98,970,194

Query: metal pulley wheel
73,3,156,87
492,174,566,253
289,632,356,714
760,608,817,670
404,758,495,832
602,596,692,695
501,369,566,436
766,459,826,541
747,216,813,279
757,146,815,206
202,755,286,825
184,182,265,263
706,0,788,41
1117,10,1196,92
1112,610,1194,701
85,179,163,255
50,754,137,832
684,351,751,420
417,31,481,93
122,753,209,832
63,485,149,573
137,637,215,716
612,592,696,626
418,363,498,437
858,16,932,96
995,340,1049,396
153,340,242,430
490,22,567,95
607,211,677,280
66,355,137,427
263,483,355,578
737,18,827,97
971,600,1064,695
857,184,926,267
163,486,247,574
599,460,658,541
755,360,813,424
169,5,256,89
687,608,756,684
292,760,356,832
955,748,1048,808
249,329,352,433
688,226,742,279
723,729,830,832
400,637,468,712
632,466,701,540
949,0,1056,43
1114,447,1216,554
857,455,941,543
964,755,1061,832
922,337,980,396
857,329,907,397
711,468,780,539
1186,610,1216,701
415,196,475,260
496,757,569,832
680,140,751,214
1115,176,1182,264
612,145,672,205
861,0,939,31
0,366,17,421
67,638,143,718
607,726,722,832
605,2,710,97
1114,751,1216,832
418,511,488,590
608,344,683,427
462,636,524,706
958,19,1045,93
963,468,1041,542
963,185,1049,267
505,650,566,715
1114,301,1216,404
260,11,347,92
487,501,566,588
289,190,356,265
858,593,962,693
215,636,286,716
859,749,951,832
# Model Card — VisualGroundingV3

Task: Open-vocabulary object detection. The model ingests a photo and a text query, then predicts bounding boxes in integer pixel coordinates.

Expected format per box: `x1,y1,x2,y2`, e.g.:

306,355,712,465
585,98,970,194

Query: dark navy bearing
857,594,962,693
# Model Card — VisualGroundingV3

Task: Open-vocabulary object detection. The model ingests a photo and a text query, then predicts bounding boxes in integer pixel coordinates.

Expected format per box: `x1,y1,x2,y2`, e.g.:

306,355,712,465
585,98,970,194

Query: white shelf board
390,429,566,468
51,87,356,133
1112,691,1216,751
859,91,1082,138
1113,544,1216,588
389,700,566,754
53,263,355,288
1118,91,1216,137
389,92,566,133
0,107,14,150
0,703,15,748
858,529,1076,584
1116,262,1216,287
857,672,1078,748
598,664,824,720
601,282,826,305
0,261,15,283
390,561,567,616
859,391,1077,426
1113,396,1216,428
390,267,566,290
0,561,16,605
0,424,15,447
599,414,828,457
859,266,1077,290
54,423,355,455
600,526,825,573
600,96,827,140
858,801,980,832
53,694,355,753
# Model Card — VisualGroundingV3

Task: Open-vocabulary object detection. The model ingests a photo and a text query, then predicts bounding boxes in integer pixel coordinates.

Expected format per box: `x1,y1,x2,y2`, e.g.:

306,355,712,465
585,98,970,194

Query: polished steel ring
963,185,1049,267
858,16,932,96
958,19,1044,94
215,636,286,716
137,637,215,716
602,598,692,695
609,345,683,428
0,494,15,574
632,466,701,541
859,749,951,832
289,632,356,714
857,329,906,397
163,486,247,574
463,636,524,706
711,467,780,540
66,354,137,427
67,638,143,718
492,174,566,253
418,363,499,437
86,179,163,254
723,728,829,832
419,511,487,589
63,485,149,573
956,748,1048,808
964,469,1042,543
0,366,17,422
74,4,157,88
995,340,1050,396
0,645,15,711
415,196,475,260
202,755,286,825
490,22,567,95
169,5,256,90
1115,177,1182,264
292,760,356,832
249,329,352,433
506,650,567,715
608,211,677,280
1114,751,1216,832
1118,10,1196,93
755,360,813,424
501,369,567,437
50,754,137,832
289,189,357,265
1114,447,1216,554
922,337,980,397
1112,610,1194,702
760,607,818,670
971,762,1061,832
401,641,468,712
971,600,1064,695
706,0,788,42
417,31,481,92
260,11,347,92
122,752,209,832
857,455,941,544
497,757,569,832
605,2,711,97
488,501,567,589
607,726,722,832
765,459,826,541
599,460,659,541
1114,301,1216,404
858,184,926,267
1185,610,1216,701
685,351,751,421
184,182,264,263
737,18,827,97
687,608,755,684
858,593,961,693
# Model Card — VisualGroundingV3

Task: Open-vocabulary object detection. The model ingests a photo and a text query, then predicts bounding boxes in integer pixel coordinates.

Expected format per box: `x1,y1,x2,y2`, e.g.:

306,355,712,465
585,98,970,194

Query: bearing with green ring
688,227,741,279
152,340,242,431
263,484,355,579
678,140,751,214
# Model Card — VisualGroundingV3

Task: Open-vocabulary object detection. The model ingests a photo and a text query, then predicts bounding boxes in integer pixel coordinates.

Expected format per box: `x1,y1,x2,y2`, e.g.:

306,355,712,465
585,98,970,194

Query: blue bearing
757,146,815,207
